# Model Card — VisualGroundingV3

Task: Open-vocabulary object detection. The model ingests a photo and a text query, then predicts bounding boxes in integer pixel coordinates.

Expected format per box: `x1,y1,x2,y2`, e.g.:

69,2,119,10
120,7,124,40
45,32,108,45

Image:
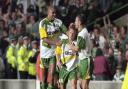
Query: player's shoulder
78,28,88,36
39,18,48,27
54,18,62,24
39,18,48,23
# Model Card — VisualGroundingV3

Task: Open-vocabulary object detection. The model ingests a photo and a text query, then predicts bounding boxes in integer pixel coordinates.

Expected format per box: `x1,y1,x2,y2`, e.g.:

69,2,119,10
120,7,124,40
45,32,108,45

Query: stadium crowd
0,0,127,85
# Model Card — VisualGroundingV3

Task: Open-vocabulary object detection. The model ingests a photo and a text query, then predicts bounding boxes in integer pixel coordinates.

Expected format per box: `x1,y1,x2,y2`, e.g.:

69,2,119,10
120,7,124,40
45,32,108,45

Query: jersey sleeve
39,20,48,39
77,36,86,50
60,23,67,33
55,46,62,55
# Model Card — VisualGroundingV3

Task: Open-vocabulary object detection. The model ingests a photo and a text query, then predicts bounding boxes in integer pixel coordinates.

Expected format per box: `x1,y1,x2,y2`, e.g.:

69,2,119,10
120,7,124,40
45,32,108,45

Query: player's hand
55,41,61,46
57,61,62,68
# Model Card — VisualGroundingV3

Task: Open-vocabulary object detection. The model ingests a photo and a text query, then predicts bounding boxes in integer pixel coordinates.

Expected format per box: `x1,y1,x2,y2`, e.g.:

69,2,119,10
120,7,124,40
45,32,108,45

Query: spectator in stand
107,47,117,80
17,36,31,79
113,66,124,81
120,26,128,54
110,26,120,58
91,26,106,50
6,36,18,79
0,56,5,79
93,48,111,80
117,48,127,72
28,40,39,79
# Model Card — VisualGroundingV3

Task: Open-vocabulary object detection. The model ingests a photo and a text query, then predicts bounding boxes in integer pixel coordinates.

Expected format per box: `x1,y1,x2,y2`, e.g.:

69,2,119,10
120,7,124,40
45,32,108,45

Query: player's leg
40,58,49,89
47,56,56,89
78,58,89,89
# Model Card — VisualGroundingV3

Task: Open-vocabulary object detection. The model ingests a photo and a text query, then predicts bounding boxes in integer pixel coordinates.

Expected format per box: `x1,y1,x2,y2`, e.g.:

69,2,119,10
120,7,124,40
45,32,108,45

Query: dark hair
113,25,120,33
47,5,56,12
96,48,103,56
121,25,127,34
93,26,101,33
17,3,23,13
76,13,86,25
27,4,35,13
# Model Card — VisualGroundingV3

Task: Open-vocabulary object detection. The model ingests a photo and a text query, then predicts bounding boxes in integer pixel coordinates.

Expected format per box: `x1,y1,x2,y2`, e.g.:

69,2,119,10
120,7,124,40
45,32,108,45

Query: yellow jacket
28,49,38,76
6,44,17,68
17,45,30,72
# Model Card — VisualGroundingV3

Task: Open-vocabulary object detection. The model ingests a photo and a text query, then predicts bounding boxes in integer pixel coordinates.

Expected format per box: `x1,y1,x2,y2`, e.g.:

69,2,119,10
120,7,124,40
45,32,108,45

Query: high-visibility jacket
28,49,38,76
6,44,17,68
17,45,30,72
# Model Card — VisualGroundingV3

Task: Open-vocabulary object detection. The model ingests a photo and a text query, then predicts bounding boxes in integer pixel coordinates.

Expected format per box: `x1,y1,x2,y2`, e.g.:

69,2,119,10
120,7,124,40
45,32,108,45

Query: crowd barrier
0,80,122,89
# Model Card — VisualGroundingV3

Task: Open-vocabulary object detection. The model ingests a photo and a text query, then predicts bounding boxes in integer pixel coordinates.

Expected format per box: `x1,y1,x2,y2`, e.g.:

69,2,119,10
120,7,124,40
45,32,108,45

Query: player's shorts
78,57,93,80
59,66,77,84
41,56,56,68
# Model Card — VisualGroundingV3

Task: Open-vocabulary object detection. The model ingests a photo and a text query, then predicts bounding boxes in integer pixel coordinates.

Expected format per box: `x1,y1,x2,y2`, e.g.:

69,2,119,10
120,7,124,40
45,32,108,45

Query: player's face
68,29,76,41
48,9,56,21
75,17,80,29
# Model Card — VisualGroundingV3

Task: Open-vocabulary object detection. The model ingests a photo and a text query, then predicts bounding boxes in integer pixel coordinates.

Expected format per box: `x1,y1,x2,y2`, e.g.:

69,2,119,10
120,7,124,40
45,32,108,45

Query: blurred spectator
17,36,31,79
0,57,5,79
6,36,17,79
113,66,124,81
117,48,127,72
120,26,128,54
98,0,113,13
110,25,120,58
17,0,37,14
28,40,39,79
91,26,106,49
107,47,117,80
91,39,98,58
26,15,36,37
93,48,111,80
16,36,23,50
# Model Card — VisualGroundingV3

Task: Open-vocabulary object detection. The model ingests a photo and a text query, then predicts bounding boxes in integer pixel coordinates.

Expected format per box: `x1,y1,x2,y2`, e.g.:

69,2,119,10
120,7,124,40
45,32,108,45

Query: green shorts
78,57,93,80
41,56,56,68
59,67,77,84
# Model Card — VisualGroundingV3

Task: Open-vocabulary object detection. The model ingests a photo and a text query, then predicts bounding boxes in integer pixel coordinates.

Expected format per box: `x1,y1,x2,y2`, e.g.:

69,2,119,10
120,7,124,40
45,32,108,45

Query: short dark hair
96,48,103,56
47,5,56,12
76,13,86,25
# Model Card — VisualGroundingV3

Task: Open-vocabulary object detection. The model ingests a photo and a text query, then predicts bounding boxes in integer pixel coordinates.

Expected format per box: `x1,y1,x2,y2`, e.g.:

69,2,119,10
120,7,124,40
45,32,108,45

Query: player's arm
55,46,63,67
70,36,86,52
60,23,67,33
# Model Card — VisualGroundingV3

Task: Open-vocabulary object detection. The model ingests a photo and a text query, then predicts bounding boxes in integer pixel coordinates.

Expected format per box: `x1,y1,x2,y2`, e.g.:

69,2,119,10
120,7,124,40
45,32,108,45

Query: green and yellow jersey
39,18,67,58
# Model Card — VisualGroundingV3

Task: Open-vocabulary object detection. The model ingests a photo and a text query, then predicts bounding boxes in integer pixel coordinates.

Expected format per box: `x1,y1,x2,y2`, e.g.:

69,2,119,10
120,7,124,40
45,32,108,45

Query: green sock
47,85,54,89
40,83,47,89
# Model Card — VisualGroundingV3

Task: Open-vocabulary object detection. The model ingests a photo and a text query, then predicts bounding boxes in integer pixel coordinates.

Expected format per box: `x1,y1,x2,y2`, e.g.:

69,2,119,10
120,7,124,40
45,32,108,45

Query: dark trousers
28,74,36,79
95,74,109,80
19,71,28,79
7,63,17,79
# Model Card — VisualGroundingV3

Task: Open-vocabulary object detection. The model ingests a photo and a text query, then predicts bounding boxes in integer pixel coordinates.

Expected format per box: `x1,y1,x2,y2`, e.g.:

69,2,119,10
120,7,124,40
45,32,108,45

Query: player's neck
47,16,54,22
78,25,84,32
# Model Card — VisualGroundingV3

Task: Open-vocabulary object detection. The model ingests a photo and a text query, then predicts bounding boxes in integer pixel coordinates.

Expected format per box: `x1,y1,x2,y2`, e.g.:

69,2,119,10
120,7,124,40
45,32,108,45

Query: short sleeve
55,46,62,55
60,23,67,33
39,20,48,39
77,36,86,50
